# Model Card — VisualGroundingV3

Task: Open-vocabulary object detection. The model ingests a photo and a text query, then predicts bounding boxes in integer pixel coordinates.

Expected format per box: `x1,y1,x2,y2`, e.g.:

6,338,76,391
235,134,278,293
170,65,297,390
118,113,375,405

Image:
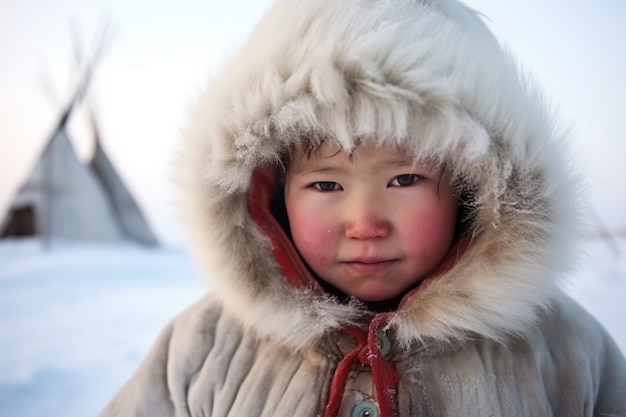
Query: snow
0,240,205,417
0,237,624,417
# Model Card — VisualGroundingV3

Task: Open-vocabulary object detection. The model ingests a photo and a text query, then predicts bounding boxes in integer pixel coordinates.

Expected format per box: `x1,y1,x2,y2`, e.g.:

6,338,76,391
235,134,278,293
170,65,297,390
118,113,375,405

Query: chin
353,289,402,303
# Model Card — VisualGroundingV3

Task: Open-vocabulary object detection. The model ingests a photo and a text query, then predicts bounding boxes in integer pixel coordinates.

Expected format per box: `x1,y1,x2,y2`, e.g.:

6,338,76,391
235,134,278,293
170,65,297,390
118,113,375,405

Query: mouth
341,258,398,273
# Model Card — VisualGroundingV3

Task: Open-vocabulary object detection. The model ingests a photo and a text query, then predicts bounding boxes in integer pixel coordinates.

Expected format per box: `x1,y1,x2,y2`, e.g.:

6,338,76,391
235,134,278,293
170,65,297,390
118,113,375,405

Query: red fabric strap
324,314,397,417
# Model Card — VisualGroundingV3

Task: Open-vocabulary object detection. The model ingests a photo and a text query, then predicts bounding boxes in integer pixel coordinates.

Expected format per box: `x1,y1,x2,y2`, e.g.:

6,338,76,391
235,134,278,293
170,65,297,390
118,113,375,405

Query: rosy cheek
402,201,458,259
288,206,336,266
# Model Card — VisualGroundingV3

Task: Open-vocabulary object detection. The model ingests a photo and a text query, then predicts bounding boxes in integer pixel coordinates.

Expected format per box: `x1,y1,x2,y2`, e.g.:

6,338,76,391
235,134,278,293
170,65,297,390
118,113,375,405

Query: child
100,0,626,416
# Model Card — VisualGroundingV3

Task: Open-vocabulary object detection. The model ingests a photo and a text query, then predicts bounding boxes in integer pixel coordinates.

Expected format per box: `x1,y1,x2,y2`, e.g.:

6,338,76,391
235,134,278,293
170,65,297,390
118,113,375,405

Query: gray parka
100,0,626,416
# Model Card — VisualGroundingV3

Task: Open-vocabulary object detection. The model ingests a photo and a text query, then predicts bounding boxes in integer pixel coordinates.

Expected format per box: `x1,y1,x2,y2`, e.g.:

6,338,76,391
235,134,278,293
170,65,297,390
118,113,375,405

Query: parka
99,0,626,416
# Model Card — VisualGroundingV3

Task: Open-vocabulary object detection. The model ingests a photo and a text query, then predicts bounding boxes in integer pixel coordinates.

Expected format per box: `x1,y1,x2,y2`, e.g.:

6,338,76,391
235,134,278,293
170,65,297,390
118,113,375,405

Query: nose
344,198,390,240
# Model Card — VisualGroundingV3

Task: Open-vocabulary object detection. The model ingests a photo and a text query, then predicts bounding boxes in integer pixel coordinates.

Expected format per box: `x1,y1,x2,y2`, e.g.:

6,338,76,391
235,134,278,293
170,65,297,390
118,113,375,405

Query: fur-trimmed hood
174,0,581,351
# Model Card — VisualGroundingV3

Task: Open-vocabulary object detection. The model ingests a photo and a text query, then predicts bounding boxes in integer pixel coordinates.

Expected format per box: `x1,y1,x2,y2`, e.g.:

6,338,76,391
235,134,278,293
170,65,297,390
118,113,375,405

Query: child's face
284,142,459,302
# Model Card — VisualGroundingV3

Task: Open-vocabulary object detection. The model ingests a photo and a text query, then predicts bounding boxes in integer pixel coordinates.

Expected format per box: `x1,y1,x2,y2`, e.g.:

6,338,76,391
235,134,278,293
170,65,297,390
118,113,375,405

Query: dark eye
390,174,420,187
313,181,341,191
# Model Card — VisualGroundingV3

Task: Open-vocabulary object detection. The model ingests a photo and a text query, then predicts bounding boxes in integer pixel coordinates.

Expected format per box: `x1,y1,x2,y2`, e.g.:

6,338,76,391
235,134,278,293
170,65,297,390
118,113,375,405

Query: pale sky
1,0,624,244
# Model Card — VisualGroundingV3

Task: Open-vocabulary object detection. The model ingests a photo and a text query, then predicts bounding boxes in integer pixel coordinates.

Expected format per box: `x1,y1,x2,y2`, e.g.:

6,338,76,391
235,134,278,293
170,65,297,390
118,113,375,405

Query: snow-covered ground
0,240,205,417
0,237,624,417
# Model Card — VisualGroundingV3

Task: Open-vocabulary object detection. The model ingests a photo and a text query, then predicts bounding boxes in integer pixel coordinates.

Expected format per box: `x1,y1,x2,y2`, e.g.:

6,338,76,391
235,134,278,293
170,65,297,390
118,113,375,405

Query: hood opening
250,165,474,313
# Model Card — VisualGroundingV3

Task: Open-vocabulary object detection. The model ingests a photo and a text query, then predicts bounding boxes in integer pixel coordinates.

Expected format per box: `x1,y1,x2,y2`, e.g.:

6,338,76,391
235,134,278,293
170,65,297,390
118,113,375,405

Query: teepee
0,24,158,246
88,114,158,245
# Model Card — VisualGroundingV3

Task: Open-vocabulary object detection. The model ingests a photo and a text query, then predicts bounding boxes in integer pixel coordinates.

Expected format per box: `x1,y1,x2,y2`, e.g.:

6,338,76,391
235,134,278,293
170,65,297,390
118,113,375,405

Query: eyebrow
293,165,345,175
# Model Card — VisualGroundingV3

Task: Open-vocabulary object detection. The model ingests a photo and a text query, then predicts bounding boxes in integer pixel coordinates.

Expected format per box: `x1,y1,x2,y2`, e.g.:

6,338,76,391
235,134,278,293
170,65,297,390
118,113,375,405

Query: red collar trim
248,166,322,291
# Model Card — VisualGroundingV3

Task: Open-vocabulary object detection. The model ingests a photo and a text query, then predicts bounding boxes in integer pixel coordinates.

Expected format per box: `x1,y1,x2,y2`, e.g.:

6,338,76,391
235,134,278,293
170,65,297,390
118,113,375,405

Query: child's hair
453,182,476,240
